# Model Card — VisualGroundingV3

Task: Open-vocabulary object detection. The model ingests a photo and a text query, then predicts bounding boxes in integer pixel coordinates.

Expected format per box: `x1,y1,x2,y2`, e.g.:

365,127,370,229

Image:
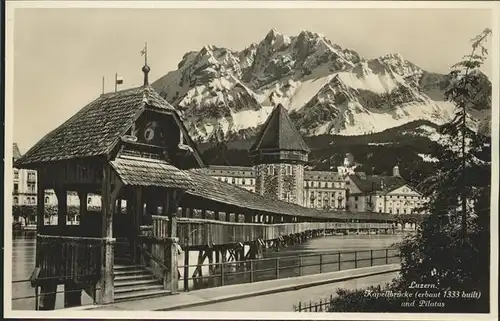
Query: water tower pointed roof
249,104,310,154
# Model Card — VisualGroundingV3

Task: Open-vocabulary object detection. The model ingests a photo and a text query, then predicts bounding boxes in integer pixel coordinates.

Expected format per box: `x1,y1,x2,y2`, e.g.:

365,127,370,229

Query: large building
201,165,256,192
345,166,429,214
12,143,37,206
303,171,347,210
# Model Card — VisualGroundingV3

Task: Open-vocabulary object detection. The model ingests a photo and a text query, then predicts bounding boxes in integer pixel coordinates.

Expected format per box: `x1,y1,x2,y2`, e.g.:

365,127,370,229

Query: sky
11,7,493,152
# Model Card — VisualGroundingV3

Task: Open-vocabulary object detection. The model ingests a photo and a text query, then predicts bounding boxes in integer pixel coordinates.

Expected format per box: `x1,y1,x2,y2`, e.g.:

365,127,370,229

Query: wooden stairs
113,240,170,302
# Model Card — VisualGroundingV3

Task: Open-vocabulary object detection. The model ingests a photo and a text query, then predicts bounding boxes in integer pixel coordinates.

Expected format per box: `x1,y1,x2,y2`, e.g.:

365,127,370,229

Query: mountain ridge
151,28,491,143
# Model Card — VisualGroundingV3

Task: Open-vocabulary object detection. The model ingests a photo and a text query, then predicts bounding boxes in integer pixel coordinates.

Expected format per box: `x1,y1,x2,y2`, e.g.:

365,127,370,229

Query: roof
304,170,343,182
249,104,310,153
185,169,395,221
14,86,177,167
13,143,22,160
348,173,406,193
110,155,194,189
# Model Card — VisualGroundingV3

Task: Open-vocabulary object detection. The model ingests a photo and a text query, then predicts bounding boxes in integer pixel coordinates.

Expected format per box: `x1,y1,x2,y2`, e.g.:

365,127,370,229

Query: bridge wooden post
183,248,189,291
98,164,120,305
77,191,88,226
165,189,183,295
54,187,67,230
132,187,143,265
38,283,57,310
64,281,82,308
35,170,45,240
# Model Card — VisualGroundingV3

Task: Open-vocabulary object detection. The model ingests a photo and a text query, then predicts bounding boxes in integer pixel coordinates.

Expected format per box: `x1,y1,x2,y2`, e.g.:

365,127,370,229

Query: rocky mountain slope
152,29,491,143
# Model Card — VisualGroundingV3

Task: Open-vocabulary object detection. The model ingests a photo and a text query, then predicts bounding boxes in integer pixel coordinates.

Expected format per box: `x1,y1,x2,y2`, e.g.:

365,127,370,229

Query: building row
202,163,428,215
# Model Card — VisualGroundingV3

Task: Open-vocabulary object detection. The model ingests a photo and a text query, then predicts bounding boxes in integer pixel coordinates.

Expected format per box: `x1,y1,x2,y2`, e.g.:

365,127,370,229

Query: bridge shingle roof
110,156,194,189
14,86,177,167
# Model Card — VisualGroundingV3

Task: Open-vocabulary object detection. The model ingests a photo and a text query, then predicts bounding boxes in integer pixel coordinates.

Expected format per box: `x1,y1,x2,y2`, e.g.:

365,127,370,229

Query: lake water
10,231,405,310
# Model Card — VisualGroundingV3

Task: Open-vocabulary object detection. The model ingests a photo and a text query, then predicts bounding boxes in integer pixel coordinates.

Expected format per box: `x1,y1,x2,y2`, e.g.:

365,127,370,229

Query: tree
396,28,492,312
440,28,492,240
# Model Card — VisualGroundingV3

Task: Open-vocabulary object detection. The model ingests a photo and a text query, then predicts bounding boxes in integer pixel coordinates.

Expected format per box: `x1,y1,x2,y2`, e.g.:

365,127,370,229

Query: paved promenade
84,263,400,311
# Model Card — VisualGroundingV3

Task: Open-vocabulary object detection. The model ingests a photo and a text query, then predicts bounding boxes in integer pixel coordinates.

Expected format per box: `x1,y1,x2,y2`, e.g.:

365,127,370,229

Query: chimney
393,165,400,177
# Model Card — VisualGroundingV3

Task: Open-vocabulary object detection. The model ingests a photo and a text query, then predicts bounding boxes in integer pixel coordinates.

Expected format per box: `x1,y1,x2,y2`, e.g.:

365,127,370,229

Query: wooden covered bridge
14,63,396,309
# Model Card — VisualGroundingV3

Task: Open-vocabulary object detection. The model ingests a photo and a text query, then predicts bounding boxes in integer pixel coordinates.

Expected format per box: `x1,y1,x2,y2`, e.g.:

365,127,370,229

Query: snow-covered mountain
152,29,491,142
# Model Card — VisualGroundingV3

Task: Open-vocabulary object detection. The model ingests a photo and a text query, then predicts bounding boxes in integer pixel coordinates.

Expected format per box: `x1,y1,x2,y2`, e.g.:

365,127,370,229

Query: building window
45,197,49,204
88,197,92,204
242,179,246,185
27,183,35,194
13,197,18,205
354,204,358,209
14,170,19,179
232,178,235,184
13,183,18,193
354,196,358,201
27,172,36,181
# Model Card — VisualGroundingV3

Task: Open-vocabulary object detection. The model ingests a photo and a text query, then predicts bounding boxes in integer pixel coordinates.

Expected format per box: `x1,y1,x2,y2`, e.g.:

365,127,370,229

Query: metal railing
294,294,336,312
178,248,400,292
11,274,100,310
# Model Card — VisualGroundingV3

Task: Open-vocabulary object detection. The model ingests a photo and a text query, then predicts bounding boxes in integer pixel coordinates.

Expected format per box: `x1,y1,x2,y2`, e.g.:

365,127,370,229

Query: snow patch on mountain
306,101,456,136
418,153,439,162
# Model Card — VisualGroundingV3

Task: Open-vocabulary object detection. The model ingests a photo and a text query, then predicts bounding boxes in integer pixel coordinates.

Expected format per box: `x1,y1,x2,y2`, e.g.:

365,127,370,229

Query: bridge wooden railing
138,219,169,285
34,235,102,285
175,218,394,247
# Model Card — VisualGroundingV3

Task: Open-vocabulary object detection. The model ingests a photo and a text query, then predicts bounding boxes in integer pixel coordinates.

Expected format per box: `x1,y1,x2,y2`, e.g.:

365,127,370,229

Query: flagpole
102,76,105,95
115,73,117,92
